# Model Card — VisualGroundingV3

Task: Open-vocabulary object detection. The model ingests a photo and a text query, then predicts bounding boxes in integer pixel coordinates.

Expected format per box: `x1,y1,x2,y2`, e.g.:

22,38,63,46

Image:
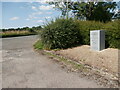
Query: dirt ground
55,45,118,74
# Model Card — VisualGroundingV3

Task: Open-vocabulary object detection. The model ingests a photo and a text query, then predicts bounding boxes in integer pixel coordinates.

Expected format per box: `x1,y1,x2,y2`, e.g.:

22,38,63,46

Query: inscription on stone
90,30,105,51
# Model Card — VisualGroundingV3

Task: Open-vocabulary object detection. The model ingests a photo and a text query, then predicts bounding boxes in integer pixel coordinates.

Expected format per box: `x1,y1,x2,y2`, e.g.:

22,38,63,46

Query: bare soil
54,45,118,76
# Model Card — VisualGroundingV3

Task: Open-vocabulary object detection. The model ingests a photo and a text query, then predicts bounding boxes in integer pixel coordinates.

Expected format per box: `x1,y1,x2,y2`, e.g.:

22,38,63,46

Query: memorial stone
90,30,105,51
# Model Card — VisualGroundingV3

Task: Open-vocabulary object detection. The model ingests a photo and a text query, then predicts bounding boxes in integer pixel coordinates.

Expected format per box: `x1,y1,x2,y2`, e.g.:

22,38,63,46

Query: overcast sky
1,0,120,29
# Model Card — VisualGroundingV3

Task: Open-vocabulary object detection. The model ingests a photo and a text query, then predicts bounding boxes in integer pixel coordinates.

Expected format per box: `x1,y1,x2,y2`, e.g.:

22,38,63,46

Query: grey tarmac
1,35,103,88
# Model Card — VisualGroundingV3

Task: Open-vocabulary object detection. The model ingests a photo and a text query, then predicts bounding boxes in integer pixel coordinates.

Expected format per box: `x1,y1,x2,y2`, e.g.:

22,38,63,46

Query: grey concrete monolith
90,30,105,51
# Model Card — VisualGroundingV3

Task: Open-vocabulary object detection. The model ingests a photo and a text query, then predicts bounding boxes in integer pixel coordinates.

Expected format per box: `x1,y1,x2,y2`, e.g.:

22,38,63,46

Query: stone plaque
90,30,105,51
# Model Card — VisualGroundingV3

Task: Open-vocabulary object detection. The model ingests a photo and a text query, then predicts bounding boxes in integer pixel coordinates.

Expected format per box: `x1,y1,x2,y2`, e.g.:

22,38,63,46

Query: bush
103,20,120,49
75,20,120,49
40,18,119,49
40,18,82,49
75,21,104,45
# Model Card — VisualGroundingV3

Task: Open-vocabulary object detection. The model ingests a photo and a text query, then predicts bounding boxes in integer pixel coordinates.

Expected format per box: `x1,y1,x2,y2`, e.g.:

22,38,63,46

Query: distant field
0,30,37,38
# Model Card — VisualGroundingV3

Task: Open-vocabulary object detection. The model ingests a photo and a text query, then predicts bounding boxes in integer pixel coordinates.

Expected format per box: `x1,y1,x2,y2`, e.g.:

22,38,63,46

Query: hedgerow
103,20,120,49
40,18,120,49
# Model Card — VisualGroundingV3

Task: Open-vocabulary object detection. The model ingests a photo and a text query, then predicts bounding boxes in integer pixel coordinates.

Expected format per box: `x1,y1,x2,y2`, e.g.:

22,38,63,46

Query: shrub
103,20,120,49
75,21,104,45
40,18,82,49
75,20,119,49
40,18,119,49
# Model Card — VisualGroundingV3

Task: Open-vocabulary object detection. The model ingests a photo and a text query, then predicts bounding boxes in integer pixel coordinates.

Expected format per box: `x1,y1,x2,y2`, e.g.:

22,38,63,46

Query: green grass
45,51,84,70
33,40,44,50
33,40,84,70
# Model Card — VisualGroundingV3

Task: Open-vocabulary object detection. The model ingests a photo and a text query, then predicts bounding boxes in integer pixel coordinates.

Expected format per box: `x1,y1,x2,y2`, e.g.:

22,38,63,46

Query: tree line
49,1,120,22
1,26,42,32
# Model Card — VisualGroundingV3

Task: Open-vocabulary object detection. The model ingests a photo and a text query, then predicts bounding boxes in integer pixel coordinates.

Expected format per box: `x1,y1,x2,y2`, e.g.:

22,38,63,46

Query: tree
48,0,72,18
113,10,120,19
49,1,117,22
70,2,117,22
112,1,120,19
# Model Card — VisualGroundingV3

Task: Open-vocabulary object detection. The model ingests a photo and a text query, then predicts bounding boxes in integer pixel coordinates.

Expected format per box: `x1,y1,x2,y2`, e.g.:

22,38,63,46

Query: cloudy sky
1,0,120,29
2,2,61,29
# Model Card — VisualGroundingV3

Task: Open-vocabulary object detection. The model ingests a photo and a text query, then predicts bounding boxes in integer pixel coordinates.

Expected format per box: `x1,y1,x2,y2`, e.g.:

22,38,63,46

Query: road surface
2,35,103,88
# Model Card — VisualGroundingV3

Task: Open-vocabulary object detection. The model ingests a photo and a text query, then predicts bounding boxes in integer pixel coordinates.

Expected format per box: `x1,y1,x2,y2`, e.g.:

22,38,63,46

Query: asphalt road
2,35,102,88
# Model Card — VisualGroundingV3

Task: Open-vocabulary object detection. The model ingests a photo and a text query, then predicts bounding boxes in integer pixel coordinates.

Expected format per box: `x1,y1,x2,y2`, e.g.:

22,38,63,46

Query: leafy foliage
40,19,119,49
49,1,117,22
70,2,117,22
103,20,120,49
40,18,82,49
75,20,104,45
48,1,72,18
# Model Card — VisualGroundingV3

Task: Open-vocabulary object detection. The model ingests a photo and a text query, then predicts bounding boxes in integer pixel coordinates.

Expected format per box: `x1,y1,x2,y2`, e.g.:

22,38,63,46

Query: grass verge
33,40,119,88
44,51,85,71
33,40,44,50
43,51,119,88
33,40,84,70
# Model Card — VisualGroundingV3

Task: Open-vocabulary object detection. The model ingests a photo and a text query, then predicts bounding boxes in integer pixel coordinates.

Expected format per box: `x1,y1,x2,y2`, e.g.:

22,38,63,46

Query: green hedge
103,20,120,49
40,18,120,49
76,20,120,49
75,20,104,45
